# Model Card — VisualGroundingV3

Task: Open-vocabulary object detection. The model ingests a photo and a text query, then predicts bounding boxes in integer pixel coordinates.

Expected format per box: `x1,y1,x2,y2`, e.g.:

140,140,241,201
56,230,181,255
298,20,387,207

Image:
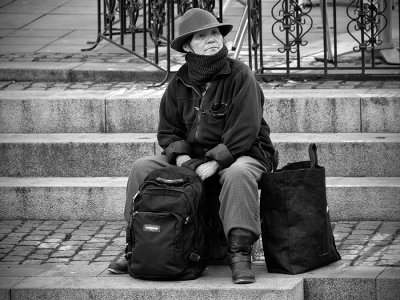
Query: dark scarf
185,46,228,86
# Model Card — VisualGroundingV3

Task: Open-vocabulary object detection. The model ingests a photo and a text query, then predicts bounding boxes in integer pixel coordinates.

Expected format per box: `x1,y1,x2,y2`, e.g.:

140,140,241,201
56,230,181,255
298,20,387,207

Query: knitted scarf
185,46,228,86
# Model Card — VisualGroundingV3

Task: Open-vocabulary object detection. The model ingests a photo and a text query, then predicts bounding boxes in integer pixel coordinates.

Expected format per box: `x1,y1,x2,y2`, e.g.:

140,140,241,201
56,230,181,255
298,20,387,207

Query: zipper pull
184,216,190,224
130,191,140,213
194,106,204,116
132,191,140,204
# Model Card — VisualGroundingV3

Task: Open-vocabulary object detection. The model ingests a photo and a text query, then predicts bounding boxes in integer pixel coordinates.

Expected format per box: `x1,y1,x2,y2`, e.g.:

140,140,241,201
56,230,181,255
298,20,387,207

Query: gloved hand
195,160,219,181
176,154,191,167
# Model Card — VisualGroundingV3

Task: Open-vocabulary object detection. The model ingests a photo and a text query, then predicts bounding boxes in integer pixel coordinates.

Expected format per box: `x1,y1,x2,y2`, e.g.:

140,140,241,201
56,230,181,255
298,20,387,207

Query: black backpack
126,166,210,280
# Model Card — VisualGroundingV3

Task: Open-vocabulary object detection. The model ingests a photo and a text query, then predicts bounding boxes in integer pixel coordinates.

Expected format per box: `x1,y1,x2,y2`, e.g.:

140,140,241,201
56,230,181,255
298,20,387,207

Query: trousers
124,155,267,237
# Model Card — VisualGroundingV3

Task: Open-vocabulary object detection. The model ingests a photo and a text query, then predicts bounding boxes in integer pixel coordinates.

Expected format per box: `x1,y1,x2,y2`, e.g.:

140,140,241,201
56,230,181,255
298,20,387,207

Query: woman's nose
206,35,216,43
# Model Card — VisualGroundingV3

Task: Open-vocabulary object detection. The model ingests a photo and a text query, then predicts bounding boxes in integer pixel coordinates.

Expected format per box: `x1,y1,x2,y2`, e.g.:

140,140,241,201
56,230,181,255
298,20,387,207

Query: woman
108,8,275,284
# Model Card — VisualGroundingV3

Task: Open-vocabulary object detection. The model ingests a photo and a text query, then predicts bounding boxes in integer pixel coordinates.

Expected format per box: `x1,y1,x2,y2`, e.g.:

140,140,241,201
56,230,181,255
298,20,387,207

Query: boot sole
107,268,128,274
233,277,255,284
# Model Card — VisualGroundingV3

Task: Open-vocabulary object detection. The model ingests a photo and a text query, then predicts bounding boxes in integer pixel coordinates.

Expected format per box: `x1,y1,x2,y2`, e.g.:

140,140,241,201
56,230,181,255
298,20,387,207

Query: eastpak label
143,224,161,233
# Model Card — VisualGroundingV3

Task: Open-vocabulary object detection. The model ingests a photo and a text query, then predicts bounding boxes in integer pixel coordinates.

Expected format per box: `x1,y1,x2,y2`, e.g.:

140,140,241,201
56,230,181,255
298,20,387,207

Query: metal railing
83,0,399,84
244,0,400,80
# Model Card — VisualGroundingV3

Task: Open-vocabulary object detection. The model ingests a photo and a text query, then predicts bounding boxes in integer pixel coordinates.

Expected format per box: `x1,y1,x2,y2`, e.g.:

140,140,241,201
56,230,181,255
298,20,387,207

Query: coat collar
175,58,232,88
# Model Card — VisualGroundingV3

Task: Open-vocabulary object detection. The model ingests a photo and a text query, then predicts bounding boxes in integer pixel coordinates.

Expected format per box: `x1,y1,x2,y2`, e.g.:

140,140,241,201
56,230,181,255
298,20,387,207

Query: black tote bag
260,143,340,275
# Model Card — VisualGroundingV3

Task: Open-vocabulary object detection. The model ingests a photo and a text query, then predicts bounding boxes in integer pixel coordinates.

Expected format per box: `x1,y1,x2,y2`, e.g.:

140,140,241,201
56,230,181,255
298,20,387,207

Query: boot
107,245,128,274
228,228,258,284
107,256,128,274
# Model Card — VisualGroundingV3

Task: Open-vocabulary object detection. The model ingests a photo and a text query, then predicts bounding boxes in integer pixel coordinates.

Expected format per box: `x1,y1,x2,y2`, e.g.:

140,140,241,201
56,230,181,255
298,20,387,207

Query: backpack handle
155,177,185,185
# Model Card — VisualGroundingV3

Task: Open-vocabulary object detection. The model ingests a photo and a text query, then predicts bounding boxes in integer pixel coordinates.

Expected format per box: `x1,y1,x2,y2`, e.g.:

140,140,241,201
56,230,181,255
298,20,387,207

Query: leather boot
228,228,258,284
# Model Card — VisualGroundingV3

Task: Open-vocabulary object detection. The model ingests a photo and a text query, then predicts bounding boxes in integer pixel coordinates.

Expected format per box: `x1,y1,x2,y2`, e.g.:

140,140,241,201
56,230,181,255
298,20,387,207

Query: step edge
0,177,399,187
0,132,399,143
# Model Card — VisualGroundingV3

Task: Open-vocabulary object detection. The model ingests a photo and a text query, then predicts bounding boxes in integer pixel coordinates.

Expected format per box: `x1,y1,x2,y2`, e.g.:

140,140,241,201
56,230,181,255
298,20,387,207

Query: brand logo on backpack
143,224,161,233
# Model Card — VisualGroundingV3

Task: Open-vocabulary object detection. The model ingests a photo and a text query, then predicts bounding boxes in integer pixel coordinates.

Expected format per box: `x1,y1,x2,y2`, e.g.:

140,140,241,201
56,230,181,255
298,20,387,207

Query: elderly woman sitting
108,8,275,284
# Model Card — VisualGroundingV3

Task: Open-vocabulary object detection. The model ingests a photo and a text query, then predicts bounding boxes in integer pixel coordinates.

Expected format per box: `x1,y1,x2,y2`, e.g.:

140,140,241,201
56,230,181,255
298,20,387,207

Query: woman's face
183,27,223,55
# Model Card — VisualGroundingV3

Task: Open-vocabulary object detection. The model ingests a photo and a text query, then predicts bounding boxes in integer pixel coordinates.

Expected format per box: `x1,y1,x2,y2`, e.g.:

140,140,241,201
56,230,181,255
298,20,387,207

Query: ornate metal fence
83,0,399,83
244,0,399,80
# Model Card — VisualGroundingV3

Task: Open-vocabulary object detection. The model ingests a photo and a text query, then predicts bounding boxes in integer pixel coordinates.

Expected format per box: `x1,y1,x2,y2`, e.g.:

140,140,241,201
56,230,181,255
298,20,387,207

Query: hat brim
171,23,233,53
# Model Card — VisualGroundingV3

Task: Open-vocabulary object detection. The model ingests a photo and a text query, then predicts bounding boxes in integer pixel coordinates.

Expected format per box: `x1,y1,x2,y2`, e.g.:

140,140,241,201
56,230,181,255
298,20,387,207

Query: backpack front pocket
131,211,185,278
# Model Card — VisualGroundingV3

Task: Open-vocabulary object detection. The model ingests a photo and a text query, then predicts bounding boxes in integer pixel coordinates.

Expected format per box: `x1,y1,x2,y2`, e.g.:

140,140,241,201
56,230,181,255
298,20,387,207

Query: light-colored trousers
124,155,267,237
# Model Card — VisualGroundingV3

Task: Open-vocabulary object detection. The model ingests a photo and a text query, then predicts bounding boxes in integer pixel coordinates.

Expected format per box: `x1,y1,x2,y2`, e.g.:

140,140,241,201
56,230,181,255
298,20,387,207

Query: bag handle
309,143,319,168
272,149,279,172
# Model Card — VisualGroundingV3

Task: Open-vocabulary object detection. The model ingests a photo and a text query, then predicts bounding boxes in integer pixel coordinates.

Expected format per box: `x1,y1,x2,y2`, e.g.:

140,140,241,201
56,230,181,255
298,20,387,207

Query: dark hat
171,8,233,53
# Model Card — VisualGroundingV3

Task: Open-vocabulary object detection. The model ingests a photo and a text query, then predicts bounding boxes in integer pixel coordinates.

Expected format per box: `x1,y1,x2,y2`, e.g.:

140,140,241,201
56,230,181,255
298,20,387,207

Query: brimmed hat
171,8,233,53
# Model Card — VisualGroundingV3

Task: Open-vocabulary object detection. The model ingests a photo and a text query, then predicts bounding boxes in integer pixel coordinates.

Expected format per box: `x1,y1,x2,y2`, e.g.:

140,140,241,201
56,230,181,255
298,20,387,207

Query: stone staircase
0,79,399,300
0,87,399,221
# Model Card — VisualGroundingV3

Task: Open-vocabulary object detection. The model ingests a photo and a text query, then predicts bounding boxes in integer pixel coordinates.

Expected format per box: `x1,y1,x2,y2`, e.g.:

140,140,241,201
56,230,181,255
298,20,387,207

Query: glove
195,160,219,181
176,154,191,167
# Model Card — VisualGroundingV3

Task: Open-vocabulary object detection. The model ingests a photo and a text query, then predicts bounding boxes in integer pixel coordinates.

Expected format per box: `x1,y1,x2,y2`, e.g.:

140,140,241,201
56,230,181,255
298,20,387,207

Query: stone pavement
1,220,400,300
0,220,126,266
1,78,400,91
1,219,399,267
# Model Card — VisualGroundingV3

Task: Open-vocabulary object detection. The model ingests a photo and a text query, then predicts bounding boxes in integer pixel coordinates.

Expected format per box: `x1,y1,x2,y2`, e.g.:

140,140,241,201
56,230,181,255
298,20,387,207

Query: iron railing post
143,0,147,58
120,0,125,45
247,0,253,70
322,0,328,75
259,0,264,71
285,0,290,74
333,0,338,67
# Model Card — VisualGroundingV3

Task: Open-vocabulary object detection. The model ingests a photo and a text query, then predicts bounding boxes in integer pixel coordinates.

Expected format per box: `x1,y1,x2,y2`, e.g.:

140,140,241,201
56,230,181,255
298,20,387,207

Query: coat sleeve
157,81,193,163
205,64,262,169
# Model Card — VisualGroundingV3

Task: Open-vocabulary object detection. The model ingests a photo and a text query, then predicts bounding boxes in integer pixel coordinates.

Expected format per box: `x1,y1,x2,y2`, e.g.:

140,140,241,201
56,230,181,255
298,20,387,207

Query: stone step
3,264,304,300
1,177,399,221
1,89,399,133
1,264,399,300
0,133,399,177
0,61,166,83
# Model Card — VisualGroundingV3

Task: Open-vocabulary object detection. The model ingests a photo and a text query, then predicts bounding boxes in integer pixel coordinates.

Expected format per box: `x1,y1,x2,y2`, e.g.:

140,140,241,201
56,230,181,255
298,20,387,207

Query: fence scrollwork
346,0,387,52
271,0,313,54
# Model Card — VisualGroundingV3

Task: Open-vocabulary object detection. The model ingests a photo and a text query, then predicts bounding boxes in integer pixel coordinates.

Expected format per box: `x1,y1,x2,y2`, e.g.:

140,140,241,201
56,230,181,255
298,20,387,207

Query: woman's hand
176,154,191,167
195,160,219,180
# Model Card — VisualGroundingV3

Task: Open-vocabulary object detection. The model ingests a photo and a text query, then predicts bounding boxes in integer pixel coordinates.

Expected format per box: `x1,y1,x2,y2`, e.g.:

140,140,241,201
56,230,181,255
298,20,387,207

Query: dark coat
157,57,275,171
